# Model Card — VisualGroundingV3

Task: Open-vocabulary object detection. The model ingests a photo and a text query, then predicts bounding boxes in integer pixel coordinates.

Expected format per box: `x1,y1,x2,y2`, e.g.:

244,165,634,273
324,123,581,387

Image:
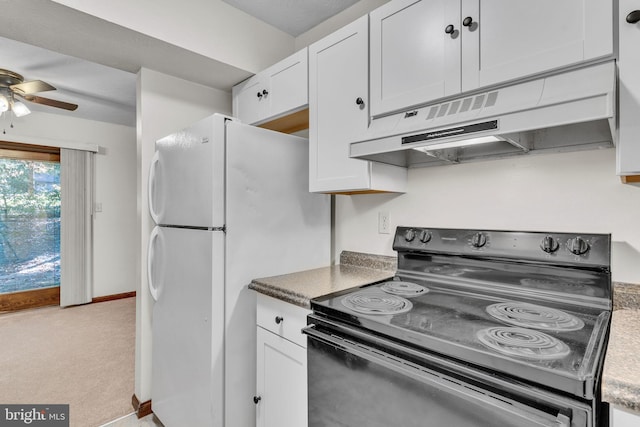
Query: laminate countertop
248,251,395,308
603,283,640,414
249,253,640,415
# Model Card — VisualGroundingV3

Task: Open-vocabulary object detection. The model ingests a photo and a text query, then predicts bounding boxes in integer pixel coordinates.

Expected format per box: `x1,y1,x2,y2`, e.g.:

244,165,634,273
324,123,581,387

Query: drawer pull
253,395,261,404
275,316,284,324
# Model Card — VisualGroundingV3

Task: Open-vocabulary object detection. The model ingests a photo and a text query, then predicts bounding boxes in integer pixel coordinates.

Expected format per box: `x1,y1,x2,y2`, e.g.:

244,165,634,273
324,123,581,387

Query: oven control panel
393,227,611,268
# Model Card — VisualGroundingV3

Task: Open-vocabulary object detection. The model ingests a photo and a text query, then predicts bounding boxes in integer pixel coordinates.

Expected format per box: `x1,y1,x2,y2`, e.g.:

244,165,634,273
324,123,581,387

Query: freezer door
149,226,225,427
149,114,230,227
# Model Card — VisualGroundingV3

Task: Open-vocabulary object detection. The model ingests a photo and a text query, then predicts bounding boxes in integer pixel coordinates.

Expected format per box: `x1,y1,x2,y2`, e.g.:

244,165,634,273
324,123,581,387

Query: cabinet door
232,74,268,125
617,0,640,175
256,327,307,427
611,406,640,427
265,48,308,122
462,0,613,92
309,15,372,192
370,0,461,116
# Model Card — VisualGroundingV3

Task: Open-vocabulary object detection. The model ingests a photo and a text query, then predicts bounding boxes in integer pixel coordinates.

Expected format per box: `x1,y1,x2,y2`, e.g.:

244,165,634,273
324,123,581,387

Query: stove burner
486,302,585,331
380,281,428,297
477,327,571,360
341,291,413,315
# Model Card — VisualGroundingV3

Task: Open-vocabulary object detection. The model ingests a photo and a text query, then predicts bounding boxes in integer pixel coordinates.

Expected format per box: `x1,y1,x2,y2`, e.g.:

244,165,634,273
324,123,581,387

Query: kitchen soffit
0,0,252,128
223,0,359,36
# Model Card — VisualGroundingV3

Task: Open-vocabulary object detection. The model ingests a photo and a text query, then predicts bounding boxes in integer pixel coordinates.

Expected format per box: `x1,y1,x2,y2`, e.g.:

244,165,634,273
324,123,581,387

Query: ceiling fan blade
10,80,56,95
22,94,78,111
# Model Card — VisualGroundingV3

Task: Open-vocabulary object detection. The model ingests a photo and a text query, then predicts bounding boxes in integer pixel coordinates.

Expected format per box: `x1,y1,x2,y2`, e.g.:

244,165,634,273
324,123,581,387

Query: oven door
303,316,592,427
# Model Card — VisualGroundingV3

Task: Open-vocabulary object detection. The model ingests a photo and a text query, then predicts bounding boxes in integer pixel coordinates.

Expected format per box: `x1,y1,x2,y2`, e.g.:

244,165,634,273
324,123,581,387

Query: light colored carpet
0,298,135,427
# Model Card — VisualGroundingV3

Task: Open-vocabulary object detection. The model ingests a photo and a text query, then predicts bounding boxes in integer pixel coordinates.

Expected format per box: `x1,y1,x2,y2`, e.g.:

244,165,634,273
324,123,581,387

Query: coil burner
380,281,429,298
341,291,413,315
477,327,571,360
486,301,585,331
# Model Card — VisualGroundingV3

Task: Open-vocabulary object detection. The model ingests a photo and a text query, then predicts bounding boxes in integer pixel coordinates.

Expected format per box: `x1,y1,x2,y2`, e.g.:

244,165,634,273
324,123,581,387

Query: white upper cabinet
462,0,613,91
309,15,407,193
233,74,267,126
370,0,614,117
370,0,461,117
617,0,640,177
233,48,308,126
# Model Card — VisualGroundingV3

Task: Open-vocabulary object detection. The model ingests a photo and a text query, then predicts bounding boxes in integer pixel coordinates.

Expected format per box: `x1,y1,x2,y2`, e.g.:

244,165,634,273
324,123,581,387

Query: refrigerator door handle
147,226,161,302
148,151,160,224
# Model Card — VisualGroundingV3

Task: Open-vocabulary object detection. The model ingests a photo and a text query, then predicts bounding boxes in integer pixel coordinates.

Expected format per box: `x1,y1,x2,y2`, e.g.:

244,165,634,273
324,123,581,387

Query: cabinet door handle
355,97,364,106
462,16,474,27
253,396,261,404
257,92,263,99
444,24,456,34
262,89,269,96
275,316,284,324
627,10,640,24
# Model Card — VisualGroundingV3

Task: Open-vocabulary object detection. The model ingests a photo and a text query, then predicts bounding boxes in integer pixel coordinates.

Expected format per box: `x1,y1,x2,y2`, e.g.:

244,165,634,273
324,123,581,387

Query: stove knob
540,235,559,253
419,230,432,243
471,232,487,248
404,229,416,242
568,237,590,255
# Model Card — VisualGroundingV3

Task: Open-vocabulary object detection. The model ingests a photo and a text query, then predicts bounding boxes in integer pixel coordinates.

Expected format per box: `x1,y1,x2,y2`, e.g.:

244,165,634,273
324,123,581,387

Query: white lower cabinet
611,406,640,427
255,294,310,427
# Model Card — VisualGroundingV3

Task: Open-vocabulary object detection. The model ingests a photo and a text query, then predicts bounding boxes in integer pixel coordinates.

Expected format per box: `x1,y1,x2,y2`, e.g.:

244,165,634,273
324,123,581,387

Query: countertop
249,253,640,415
248,251,395,308
603,282,640,414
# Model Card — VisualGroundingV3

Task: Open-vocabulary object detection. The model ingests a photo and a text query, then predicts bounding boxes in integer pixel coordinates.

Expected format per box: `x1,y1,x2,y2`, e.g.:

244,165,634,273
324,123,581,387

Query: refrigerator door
224,122,331,427
149,226,225,427
149,114,232,227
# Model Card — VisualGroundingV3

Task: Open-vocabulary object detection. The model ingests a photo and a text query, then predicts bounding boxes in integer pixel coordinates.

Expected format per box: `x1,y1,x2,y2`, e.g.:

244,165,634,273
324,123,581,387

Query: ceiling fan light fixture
12,100,31,117
0,94,8,112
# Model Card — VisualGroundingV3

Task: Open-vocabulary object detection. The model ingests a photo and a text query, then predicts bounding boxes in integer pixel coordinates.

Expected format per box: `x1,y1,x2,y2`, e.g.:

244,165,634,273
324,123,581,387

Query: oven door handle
303,324,571,427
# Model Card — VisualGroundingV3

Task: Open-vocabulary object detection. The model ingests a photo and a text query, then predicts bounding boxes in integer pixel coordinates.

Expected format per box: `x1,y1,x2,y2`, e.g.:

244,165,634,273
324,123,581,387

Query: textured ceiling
0,36,137,127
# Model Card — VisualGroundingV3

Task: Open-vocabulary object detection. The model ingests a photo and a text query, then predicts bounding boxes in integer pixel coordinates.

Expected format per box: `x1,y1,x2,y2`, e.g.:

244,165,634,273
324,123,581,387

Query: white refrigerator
147,114,330,427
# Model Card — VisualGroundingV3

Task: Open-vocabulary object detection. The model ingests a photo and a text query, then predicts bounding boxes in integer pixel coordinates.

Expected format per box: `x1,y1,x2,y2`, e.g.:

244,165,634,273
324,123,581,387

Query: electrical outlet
378,212,390,234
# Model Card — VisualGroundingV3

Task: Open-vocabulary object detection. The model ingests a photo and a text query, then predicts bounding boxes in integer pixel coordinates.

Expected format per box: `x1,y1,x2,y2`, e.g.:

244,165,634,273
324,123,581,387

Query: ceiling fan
0,68,78,118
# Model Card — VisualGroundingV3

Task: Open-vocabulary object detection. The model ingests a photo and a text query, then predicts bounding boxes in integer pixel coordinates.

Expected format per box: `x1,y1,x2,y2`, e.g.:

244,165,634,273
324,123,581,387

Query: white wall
2,111,137,298
335,148,640,283
51,0,295,74
135,68,232,402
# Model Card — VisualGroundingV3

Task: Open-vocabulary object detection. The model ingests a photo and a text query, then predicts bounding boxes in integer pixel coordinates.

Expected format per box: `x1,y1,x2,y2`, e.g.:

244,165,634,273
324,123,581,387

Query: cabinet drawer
256,293,311,348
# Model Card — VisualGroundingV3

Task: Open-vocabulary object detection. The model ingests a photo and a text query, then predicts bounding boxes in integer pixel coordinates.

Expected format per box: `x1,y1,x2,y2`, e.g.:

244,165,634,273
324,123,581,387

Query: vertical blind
60,148,94,307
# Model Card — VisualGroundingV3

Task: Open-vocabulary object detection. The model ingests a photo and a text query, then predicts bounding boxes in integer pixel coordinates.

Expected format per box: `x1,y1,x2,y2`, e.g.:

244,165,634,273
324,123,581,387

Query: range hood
350,61,616,168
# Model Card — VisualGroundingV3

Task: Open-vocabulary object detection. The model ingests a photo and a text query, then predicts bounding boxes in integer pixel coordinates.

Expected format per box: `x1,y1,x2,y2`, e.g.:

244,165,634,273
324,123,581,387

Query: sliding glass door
0,143,61,310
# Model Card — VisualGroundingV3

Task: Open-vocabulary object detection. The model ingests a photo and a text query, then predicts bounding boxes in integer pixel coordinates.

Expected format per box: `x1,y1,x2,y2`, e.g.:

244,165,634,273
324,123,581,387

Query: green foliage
0,158,60,217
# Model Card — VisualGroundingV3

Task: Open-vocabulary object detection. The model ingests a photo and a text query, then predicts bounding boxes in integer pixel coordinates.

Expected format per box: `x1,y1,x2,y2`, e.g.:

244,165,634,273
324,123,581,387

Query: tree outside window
0,157,60,294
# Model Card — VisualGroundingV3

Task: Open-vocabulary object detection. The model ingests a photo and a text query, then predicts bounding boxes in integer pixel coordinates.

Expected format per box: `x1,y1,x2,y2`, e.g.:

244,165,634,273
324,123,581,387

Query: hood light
413,135,506,152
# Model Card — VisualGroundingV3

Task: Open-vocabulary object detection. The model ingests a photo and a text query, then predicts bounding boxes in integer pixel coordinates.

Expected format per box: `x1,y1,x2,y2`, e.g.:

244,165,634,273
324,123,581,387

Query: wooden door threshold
0,286,60,313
